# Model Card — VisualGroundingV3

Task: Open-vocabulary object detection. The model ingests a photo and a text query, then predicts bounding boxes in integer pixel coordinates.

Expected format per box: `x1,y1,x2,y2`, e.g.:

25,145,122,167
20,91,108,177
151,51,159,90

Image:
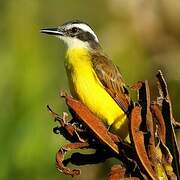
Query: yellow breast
65,48,128,138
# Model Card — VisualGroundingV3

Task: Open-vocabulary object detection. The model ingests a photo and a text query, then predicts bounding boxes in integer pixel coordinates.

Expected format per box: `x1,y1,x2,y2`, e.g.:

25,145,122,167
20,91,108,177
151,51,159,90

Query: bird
41,20,132,139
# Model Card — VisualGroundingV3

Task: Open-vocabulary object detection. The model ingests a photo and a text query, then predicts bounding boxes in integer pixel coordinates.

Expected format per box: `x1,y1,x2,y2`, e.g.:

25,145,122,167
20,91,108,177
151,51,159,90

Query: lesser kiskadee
41,20,131,139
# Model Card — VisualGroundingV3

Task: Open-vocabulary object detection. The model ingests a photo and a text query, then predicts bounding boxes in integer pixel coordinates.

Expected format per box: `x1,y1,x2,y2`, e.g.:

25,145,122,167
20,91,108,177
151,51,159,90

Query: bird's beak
40,27,64,36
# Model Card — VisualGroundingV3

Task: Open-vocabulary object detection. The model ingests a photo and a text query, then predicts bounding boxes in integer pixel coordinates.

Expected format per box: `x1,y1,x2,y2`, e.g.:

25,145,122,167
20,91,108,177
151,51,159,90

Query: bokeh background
0,0,180,179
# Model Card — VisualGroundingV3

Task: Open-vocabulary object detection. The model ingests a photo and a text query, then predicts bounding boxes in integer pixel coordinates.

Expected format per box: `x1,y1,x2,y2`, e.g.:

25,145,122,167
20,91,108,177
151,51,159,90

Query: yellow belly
65,48,128,138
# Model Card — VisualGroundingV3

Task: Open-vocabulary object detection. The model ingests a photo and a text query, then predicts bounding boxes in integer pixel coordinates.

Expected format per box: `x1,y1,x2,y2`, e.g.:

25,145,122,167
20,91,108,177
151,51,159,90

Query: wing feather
91,52,131,113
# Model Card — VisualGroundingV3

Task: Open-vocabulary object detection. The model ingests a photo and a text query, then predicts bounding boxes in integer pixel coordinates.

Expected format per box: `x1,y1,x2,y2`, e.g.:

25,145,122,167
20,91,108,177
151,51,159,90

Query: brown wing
91,52,131,113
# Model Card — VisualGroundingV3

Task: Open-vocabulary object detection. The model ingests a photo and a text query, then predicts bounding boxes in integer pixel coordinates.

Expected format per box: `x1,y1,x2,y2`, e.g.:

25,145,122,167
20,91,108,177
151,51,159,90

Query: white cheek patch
59,36,90,49
66,23,99,43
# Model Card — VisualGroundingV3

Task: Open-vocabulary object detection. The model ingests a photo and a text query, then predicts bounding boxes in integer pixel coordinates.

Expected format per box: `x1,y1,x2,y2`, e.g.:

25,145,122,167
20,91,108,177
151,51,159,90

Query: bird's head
41,20,100,50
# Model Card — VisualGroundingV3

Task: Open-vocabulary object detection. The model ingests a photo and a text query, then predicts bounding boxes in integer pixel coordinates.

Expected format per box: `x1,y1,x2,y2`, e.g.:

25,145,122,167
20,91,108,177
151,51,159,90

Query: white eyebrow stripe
67,23,99,42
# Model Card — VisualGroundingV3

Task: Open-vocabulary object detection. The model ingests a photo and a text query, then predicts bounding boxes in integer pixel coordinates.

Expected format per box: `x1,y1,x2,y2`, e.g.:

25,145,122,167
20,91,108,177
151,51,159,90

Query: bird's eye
71,27,78,33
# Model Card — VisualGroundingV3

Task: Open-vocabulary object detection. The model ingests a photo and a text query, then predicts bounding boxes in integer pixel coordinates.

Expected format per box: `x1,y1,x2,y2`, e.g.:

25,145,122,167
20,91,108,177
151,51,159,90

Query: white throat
59,36,90,50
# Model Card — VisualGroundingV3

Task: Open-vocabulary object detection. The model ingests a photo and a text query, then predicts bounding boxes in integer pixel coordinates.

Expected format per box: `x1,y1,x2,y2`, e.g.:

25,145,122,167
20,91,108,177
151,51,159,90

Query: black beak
40,27,64,36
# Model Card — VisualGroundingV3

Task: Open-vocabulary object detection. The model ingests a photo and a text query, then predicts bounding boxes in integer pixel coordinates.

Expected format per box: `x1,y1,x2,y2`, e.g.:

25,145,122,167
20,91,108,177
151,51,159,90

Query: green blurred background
0,0,180,179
